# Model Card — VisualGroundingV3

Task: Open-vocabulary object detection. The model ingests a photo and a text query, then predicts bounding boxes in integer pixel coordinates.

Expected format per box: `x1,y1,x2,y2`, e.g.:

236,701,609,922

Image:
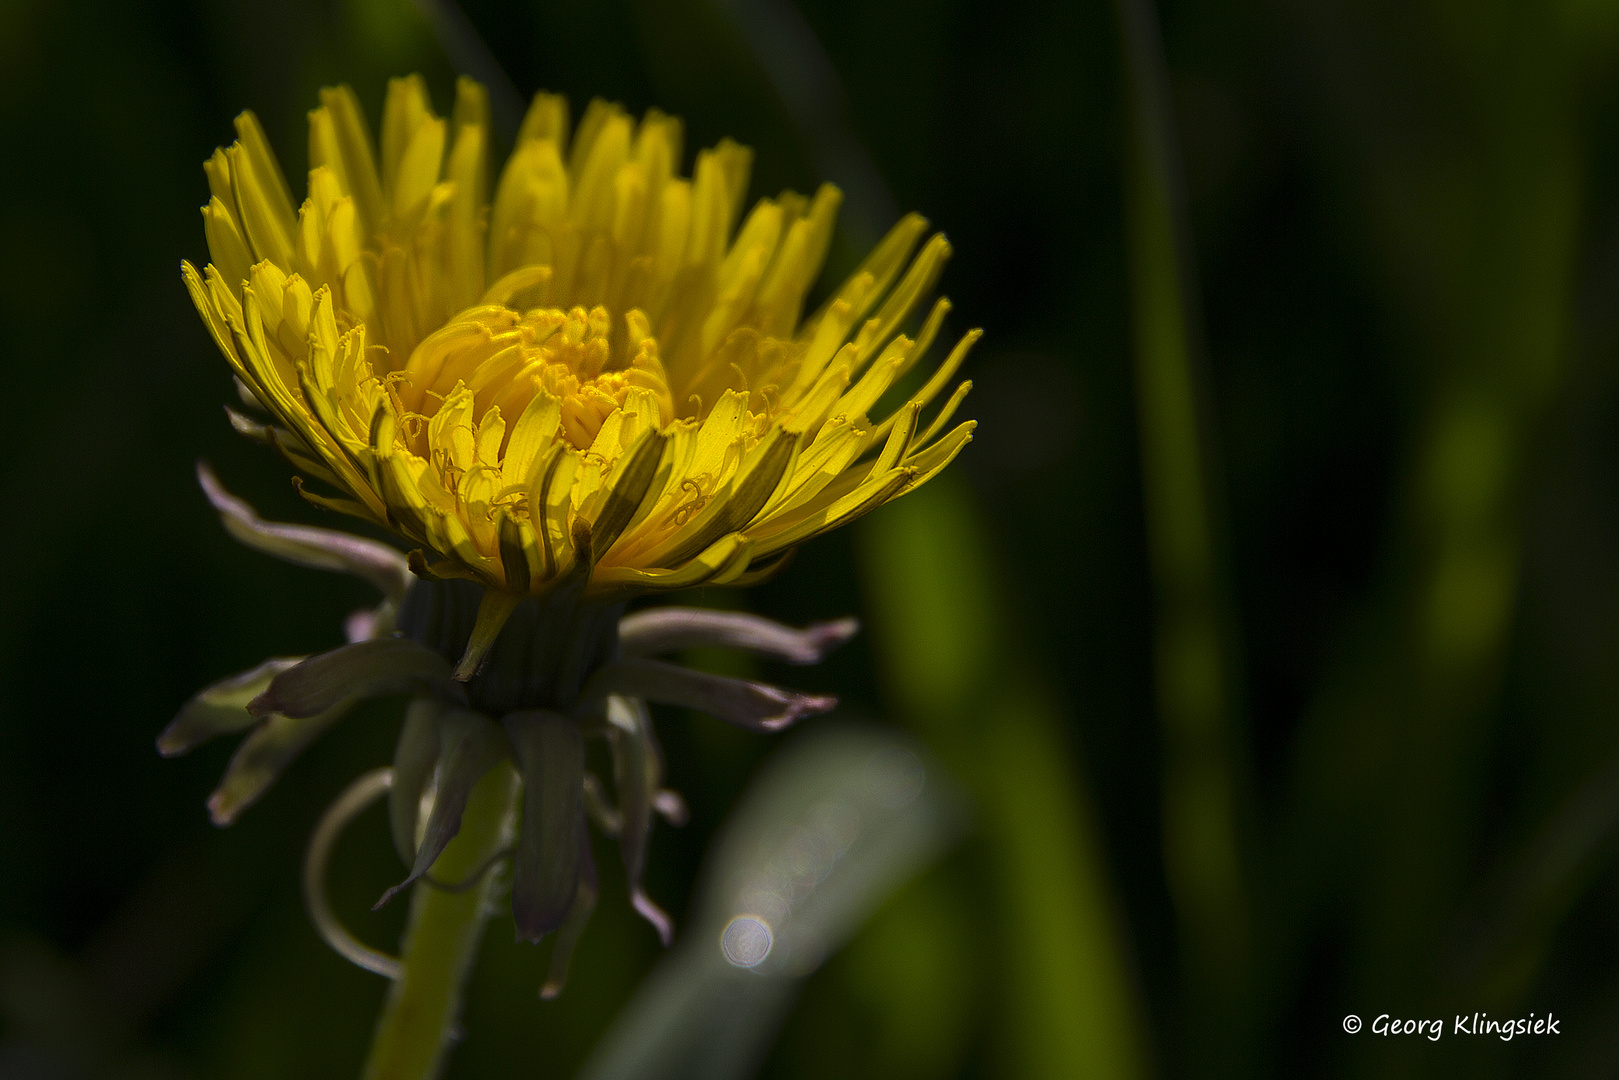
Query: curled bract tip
633,889,675,947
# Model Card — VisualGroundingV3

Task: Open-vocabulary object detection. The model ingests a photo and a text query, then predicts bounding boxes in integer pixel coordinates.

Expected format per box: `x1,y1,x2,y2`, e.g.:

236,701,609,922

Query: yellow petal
571,113,632,234
475,405,506,466
528,447,580,578
854,233,951,368
201,198,253,294
444,119,488,313
588,532,754,598
517,92,569,146
911,378,974,451
800,212,927,340
309,85,384,237
381,74,435,207
568,99,618,178
228,143,295,266
450,76,491,205
428,383,477,474
392,115,447,224
460,463,501,554
489,139,570,281
503,390,563,488
232,111,298,237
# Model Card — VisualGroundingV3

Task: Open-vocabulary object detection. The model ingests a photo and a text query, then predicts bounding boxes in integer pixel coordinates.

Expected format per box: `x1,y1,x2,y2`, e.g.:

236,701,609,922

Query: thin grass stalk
1115,0,1252,1070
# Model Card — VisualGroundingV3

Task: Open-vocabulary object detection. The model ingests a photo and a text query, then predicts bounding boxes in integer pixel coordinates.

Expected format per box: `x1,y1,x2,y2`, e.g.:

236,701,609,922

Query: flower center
392,304,674,455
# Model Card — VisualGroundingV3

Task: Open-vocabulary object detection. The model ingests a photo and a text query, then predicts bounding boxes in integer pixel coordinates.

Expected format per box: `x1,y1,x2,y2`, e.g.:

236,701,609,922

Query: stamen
672,478,709,525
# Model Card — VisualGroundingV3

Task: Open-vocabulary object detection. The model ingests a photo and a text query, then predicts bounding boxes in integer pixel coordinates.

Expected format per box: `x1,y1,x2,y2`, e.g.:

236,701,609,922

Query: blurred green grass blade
1453,743,1619,998
1267,11,1586,1064
984,688,1146,1080
859,477,1146,1080
1115,0,1251,1068
412,0,525,141
576,726,966,1080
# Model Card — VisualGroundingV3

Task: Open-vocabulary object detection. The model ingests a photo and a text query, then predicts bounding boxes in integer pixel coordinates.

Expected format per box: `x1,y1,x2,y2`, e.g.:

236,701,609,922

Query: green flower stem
362,762,521,1080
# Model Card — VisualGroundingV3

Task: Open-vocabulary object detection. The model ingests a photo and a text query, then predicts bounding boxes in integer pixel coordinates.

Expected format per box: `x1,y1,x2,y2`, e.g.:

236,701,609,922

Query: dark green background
3,0,1619,1076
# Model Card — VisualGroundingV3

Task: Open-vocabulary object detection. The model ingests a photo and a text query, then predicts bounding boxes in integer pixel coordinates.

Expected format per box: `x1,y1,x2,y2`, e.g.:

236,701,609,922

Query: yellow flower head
184,76,976,617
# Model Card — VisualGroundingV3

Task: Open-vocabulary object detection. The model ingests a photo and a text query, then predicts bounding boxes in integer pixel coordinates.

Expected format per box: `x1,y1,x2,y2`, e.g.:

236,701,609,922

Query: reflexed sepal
578,659,838,732
207,703,356,826
605,695,674,944
224,404,273,443
389,698,445,865
233,376,264,412
197,461,411,602
504,710,587,942
617,608,859,664
249,637,464,719
538,820,597,1000
376,709,508,907
159,656,307,756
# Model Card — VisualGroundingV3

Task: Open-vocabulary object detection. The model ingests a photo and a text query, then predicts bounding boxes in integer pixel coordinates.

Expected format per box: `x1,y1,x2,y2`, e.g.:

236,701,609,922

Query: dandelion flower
168,74,977,1045
183,74,976,677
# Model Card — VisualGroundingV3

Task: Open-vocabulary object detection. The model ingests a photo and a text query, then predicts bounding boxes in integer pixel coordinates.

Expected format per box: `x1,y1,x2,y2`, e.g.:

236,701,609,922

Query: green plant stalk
362,762,521,1080
1115,0,1251,1069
